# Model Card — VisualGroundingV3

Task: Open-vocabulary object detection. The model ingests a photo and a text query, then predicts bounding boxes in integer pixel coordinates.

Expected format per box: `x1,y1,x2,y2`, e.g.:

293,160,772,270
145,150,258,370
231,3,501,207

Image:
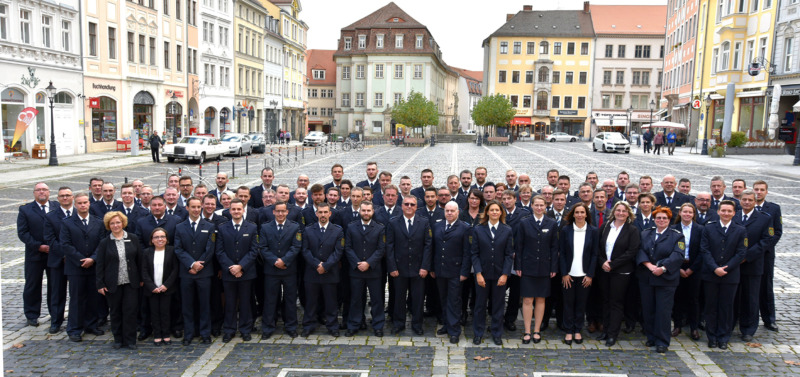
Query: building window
540,41,549,54
733,41,742,70
414,64,423,79
759,37,768,60
355,93,364,107
356,65,365,79
313,69,325,80
395,64,403,78
127,32,135,62
498,70,506,83
536,91,548,110
88,22,97,56
553,42,562,55
395,34,403,48
0,4,6,40
176,0,181,19
552,71,560,84
342,66,350,79
377,34,383,48
375,93,383,107
523,95,531,108
616,71,624,84
634,45,651,58
537,67,548,82
416,35,423,49
603,71,612,84
564,96,573,109
309,89,317,98
738,97,765,137
581,42,589,55
344,37,351,50
632,71,641,85
375,64,384,78
342,93,350,107
394,93,402,105
139,34,145,63
61,21,70,51
511,71,520,83
579,72,587,84
356,35,366,49
500,41,508,54
785,38,794,72
721,41,730,70
618,45,626,58
552,96,560,109
578,96,586,109
660,45,664,58
525,70,533,83
92,97,118,142
601,94,610,108
614,94,623,109
642,71,650,85
176,44,182,71
567,42,575,55
746,40,755,66
527,41,535,54
149,37,156,65
605,45,613,57
509,95,518,108
42,15,51,48
164,42,170,69
565,71,573,84
513,41,521,54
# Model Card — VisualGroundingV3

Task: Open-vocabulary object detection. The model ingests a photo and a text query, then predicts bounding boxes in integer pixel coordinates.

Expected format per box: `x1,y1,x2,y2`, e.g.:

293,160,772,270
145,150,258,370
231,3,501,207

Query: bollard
295,146,298,159
124,177,128,183
178,167,182,175
232,160,235,178
216,161,220,174
245,155,249,175
302,146,305,159
199,164,202,177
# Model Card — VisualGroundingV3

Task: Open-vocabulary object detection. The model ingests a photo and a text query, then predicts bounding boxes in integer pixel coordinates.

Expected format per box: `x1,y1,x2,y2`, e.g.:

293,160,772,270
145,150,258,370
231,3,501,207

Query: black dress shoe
503,322,516,331
596,332,608,341
328,329,340,337
690,329,701,340
374,329,384,337
345,329,356,337
26,319,39,327
112,342,122,349
48,325,60,334
493,336,502,346
574,335,583,344
656,345,668,353
450,335,459,344
563,337,572,345
605,338,616,347
154,340,163,346
392,327,404,335
163,339,172,345
301,329,313,337
707,340,717,348
172,330,183,339
68,335,82,342
645,340,655,347
222,334,233,343
201,337,212,344
741,334,753,342
87,329,105,336
137,332,150,341
182,339,192,346
437,327,448,335
532,332,541,344
718,342,728,350
765,323,779,332
261,332,273,340
211,330,221,337
127,344,137,350
472,336,482,345
241,334,252,341
287,331,298,338
413,328,424,336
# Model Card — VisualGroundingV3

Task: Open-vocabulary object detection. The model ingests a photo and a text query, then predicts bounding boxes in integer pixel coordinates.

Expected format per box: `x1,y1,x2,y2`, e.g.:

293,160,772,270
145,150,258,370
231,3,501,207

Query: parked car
546,132,577,142
162,136,228,163
303,131,327,146
221,133,253,156
464,130,477,135
248,133,266,153
593,132,631,153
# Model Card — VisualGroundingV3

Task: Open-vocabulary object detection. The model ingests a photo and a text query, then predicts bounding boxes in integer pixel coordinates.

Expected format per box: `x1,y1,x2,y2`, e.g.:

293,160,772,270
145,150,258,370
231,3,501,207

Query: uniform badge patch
428,228,432,237
211,233,216,242
341,238,345,247
769,227,775,236
296,232,302,241
678,241,685,251
469,235,473,244
744,237,749,247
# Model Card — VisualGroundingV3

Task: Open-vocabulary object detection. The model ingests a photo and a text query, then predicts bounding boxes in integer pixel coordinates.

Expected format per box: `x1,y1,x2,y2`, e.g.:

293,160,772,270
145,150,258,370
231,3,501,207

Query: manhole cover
278,369,369,377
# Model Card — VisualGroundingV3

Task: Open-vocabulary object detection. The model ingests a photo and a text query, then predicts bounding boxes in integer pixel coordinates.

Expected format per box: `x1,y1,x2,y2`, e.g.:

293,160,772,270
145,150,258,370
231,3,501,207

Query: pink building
661,0,701,142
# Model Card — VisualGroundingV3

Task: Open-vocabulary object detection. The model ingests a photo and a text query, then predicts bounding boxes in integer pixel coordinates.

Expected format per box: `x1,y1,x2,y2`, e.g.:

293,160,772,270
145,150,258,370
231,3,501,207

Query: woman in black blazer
597,201,640,347
96,211,142,350
140,227,178,346
459,189,485,227
671,203,704,341
559,203,598,345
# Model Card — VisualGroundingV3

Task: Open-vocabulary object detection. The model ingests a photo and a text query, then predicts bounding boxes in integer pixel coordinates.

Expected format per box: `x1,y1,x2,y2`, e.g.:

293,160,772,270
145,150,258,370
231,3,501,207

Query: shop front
83,79,122,152
555,110,586,138
510,116,532,139
164,89,185,143
133,91,155,140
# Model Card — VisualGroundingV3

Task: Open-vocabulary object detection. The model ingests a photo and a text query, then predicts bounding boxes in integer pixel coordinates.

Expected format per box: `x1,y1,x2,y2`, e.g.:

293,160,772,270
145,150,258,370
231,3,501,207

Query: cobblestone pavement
3,141,800,376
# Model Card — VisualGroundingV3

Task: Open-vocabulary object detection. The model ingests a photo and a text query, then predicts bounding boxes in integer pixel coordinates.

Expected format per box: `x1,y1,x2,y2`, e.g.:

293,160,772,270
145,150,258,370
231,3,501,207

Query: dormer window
358,35,366,49
393,18,399,22
344,37,351,50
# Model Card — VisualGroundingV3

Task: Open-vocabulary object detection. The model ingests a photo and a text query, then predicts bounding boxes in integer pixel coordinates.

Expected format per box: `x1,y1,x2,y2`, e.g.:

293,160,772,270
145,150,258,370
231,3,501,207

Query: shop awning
642,121,686,130
794,100,800,112
308,120,324,125
594,118,629,127
511,117,532,125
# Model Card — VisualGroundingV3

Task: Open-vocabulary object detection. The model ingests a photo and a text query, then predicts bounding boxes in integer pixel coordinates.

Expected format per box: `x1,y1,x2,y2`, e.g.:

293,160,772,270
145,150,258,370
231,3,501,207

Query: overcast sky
303,0,668,70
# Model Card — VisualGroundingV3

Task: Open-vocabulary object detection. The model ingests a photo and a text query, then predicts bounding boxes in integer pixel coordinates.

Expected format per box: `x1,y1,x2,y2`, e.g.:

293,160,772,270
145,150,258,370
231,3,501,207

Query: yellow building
268,0,308,138
234,0,267,134
695,0,777,146
483,4,596,138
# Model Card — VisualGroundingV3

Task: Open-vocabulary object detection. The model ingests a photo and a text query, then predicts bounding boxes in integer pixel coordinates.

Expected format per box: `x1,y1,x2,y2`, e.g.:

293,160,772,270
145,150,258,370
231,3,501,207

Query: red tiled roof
590,5,667,35
307,49,337,86
342,2,425,31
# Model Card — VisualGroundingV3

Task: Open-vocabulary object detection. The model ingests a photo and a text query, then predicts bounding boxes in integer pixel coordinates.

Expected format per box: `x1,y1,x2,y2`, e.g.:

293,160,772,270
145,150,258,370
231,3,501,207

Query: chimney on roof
584,1,590,13
523,5,532,11
507,13,514,21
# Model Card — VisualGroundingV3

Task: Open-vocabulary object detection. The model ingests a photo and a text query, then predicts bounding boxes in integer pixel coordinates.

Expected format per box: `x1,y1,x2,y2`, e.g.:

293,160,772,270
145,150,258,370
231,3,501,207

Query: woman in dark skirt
515,195,559,344
140,228,178,346
559,203,598,345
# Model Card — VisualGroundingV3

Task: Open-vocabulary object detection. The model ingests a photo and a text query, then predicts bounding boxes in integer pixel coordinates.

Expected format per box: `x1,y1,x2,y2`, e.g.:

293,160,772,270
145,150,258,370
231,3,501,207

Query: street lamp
702,94,712,155
236,102,242,134
649,99,656,135
219,107,229,139
169,92,178,144
45,81,58,166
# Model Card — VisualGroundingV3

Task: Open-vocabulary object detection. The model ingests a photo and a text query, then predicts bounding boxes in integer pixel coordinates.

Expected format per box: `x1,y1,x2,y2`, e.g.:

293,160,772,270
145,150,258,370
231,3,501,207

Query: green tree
471,94,515,136
392,90,438,137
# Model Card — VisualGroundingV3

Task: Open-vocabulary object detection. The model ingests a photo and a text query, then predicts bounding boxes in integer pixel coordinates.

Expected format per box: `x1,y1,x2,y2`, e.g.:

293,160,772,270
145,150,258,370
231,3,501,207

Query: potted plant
709,142,726,158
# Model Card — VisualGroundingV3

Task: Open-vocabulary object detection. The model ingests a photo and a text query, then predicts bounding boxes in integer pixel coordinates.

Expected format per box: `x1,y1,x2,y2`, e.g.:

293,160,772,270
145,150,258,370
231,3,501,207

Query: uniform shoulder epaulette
707,220,718,224
760,211,772,217
459,220,470,227
670,228,682,234
329,223,342,229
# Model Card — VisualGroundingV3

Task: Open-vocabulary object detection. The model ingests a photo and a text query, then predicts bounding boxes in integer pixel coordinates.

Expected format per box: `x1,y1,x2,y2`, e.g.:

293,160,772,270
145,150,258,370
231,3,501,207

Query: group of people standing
641,129,678,155
17,164,781,353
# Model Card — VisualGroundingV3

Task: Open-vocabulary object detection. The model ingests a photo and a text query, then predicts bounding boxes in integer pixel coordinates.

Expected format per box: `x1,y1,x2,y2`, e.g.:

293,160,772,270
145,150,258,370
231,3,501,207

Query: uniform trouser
210,273,224,332
760,249,776,325
704,281,737,343
23,258,50,321
66,274,100,336
737,274,762,336
461,275,477,318
349,276,384,331
624,272,643,328
222,279,253,336
339,262,352,322
436,276,463,337
181,276,211,339
473,279,506,338
151,147,160,162
303,281,338,332
424,274,442,320
542,274,563,329
148,293,171,339
600,271,630,339
296,259,307,308
503,274,521,325
263,274,298,334
673,266,702,330
251,262,265,320
106,283,139,346
586,265,605,325
384,261,394,316
137,285,152,335
48,265,68,327
170,276,183,333
392,276,424,331
561,277,590,333
639,280,677,347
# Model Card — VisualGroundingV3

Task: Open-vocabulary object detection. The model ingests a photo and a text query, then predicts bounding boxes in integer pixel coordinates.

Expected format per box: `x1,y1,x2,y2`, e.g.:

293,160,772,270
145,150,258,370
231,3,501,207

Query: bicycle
341,138,364,152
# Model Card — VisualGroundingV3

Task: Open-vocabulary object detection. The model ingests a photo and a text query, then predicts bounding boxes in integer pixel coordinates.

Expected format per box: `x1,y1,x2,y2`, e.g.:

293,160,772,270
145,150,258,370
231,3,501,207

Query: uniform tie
321,226,325,234
699,213,705,222
655,232,660,241
107,205,112,211
643,218,649,227
277,224,283,233
168,209,174,216
445,223,451,232
407,219,412,231
555,213,561,223
714,199,720,208
82,218,88,228
234,223,240,233
65,210,71,217
743,214,748,223
362,225,366,232
353,210,358,218
756,205,762,212
536,219,541,227
490,226,496,238
722,226,727,234
191,221,196,232
41,204,47,213
126,207,131,215
429,211,433,218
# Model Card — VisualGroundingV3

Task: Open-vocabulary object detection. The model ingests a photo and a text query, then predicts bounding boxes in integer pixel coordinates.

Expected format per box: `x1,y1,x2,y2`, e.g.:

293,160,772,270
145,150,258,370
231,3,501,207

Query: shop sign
558,110,578,116
166,90,184,98
765,88,800,96
692,99,702,109
89,98,100,108
92,83,116,91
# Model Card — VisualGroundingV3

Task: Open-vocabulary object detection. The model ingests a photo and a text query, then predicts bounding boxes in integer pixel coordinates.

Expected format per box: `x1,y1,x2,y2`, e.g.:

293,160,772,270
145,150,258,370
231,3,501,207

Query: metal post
245,156,249,175
702,106,710,155
794,136,800,165
45,82,59,166
124,177,128,183
231,160,235,177
199,164,202,177
216,161,220,174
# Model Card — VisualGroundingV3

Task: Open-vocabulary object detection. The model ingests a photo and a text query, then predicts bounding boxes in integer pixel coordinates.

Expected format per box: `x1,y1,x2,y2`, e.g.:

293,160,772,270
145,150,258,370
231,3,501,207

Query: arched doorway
133,91,155,139
53,92,75,155
165,101,183,141
188,97,199,135
204,107,217,135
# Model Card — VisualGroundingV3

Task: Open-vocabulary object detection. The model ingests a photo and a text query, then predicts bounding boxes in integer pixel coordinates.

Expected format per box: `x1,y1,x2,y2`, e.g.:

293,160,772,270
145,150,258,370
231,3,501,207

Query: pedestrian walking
643,129,653,153
666,130,677,155
653,131,664,155
149,131,163,163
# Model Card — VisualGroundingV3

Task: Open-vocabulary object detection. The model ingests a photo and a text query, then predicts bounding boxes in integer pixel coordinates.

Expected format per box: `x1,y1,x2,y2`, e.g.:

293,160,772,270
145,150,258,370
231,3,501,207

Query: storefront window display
2,88,26,152
738,97,765,140
92,96,117,142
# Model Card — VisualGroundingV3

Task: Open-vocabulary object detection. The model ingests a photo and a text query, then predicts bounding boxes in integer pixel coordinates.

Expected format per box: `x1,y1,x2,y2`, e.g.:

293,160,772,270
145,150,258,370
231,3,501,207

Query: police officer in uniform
752,180,782,332
344,201,386,337
431,202,471,343
43,186,75,333
301,203,344,337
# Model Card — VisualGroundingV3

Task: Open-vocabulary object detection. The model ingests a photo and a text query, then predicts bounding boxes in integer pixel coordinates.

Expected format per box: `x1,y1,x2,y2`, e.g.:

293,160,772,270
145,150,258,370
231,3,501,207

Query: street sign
748,63,761,77
692,99,702,109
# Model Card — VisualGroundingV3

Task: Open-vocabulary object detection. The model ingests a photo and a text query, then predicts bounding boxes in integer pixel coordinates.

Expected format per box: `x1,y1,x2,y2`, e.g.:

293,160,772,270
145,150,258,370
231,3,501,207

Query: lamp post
649,99,656,135
219,107,229,139
236,102,242,134
702,94,712,155
45,81,58,166
169,92,178,144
